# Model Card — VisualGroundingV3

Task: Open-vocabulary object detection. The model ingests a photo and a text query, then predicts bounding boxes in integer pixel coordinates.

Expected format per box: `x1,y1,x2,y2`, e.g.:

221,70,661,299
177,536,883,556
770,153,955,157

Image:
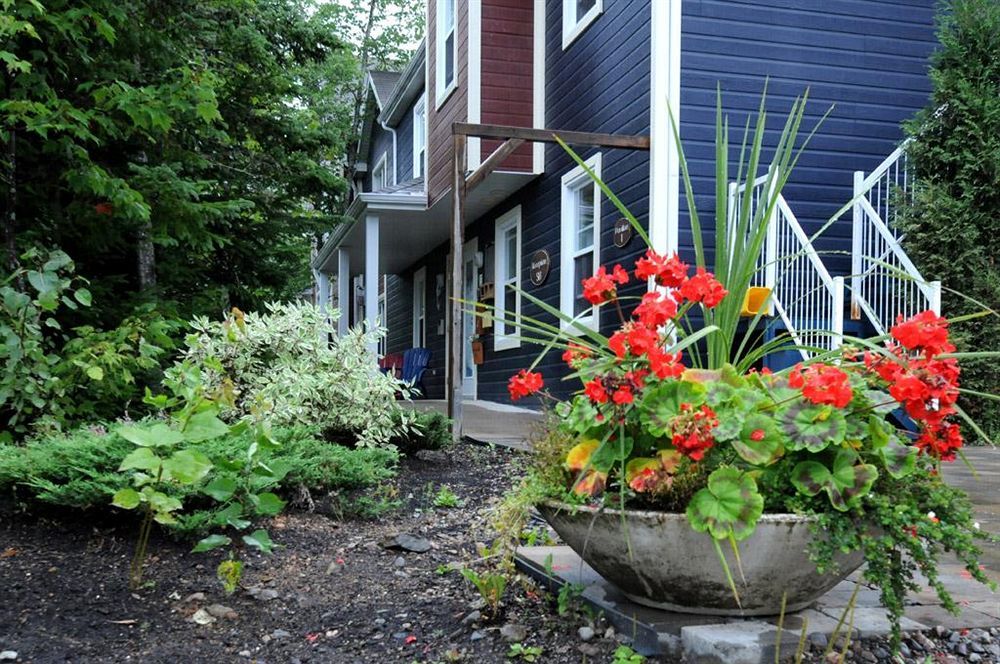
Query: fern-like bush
180,302,412,446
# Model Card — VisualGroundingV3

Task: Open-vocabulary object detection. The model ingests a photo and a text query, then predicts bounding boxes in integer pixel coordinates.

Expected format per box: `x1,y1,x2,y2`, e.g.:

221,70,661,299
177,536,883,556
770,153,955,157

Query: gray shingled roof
373,177,424,194
368,70,402,109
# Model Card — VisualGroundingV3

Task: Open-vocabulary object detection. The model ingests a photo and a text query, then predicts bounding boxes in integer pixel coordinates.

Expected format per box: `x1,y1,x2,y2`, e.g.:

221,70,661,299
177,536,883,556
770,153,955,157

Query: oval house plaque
613,217,632,248
529,249,550,286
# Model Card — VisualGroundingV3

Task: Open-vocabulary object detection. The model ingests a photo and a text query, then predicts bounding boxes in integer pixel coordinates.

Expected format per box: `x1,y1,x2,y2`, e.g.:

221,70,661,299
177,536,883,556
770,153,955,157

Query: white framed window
562,0,602,49
493,206,522,351
413,96,427,178
435,0,458,108
560,152,602,331
413,266,427,347
372,152,389,191
377,275,387,356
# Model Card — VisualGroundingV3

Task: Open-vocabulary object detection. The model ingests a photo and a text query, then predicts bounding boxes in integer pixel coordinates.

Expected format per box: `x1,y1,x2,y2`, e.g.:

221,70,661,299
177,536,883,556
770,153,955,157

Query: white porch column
337,248,350,337
649,1,682,264
364,214,380,356
315,270,331,315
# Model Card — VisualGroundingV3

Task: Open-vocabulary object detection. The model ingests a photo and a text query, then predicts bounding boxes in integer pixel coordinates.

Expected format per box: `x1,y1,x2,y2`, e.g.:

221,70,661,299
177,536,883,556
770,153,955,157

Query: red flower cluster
671,403,718,461
508,369,543,401
678,267,728,308
583,370,647,407
582,264,629,305
561,342,592,368
789,363,854,409
633,291,678,328
865,311,962,461
635,250,688,287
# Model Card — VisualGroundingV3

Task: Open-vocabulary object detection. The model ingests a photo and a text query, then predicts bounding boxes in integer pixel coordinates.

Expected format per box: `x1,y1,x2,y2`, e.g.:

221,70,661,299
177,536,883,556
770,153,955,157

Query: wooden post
448,132,468,442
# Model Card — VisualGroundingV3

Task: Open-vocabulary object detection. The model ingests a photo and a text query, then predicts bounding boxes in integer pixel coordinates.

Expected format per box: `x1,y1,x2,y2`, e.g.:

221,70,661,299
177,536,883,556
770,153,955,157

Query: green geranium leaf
589,436,632,473
144,488,183,514
791,449,878,511
252,492,285,516
162,449,213,484
779,402,846,452
686,467,764,541
877,441,917,479
732,413,784,465
202,476,238,501
118,423,184,448
183,410,230,442
73,288,92,306
119,447,162,473
863,390,898,414
112,488,141,510
216,503,251,530
242,529,274,553
85,365,104,381
641,380,707,437
192,534,231,553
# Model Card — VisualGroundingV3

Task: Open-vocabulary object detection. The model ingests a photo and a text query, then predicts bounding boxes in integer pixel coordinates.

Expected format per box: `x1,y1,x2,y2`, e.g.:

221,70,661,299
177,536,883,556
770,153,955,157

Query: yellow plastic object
741,286,772,317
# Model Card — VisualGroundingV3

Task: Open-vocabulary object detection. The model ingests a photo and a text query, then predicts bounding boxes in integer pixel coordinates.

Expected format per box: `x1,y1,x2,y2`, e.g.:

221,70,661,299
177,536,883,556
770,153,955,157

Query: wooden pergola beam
447,122,650,442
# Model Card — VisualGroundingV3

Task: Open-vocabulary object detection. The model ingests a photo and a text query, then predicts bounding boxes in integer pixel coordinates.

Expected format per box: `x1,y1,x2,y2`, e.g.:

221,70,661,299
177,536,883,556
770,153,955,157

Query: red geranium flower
582,264,629,305
612,385,634,405
647,346,684,379
915,423,963,462
508,369,543,400
891,310,954,357
671,403,718,461
633,291,678,328
562,342,592,367
584,378,609,404
789,363,854,409
678,268,728,308
635,250,688,287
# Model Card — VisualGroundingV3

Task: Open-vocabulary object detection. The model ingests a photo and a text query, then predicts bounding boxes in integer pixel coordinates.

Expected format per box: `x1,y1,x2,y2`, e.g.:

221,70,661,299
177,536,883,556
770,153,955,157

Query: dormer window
562,0,602,49
435,0,457,107
372,152,388,191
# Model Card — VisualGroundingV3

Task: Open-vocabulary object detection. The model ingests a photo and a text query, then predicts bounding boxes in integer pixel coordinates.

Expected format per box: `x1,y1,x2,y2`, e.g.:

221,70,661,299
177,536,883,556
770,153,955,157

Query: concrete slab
904,603,1000,630
681,622,801,664
404,399,542,449
813,606,926,638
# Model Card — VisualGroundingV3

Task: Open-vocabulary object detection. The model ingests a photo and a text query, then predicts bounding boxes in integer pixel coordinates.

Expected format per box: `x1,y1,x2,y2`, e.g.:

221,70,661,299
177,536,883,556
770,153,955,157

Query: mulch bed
1,441,637,664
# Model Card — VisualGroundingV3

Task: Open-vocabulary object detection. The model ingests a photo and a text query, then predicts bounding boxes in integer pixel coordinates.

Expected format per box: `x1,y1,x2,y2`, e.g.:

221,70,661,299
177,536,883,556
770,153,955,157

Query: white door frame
461,237,479,399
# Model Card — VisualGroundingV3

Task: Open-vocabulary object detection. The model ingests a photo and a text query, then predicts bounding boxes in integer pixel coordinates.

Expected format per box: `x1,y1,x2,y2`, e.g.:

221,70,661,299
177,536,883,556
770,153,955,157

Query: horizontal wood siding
480,0,534,170
678,0,937,273
385,274,412,355
396,99,416,184
365,121,395,191
428,0,470,205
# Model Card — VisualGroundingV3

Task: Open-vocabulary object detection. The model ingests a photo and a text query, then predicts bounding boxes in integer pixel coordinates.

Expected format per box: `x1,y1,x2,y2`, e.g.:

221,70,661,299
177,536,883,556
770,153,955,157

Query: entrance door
462,238,478,399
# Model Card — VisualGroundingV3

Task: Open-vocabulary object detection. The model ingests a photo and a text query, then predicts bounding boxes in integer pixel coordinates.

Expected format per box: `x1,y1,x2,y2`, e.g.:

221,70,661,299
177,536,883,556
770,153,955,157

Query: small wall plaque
613,217,633,248
529,249,550,286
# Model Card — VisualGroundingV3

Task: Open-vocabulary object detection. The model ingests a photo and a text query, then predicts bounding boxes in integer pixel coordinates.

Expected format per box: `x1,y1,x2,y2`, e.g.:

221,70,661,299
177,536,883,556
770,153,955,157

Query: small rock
859,649,877,663
415,449,448,462
189,608,215,626
393,556,406,568
603,626,615,639
915,633,936,651
873,646,889,660
248,587,279,602
183,592,206,604
899,643,911,658
935,625,950,638
326,561,344,575
578,644,600,657
969,654,983,663
0,652,16,662
470,630,486,642
271,629,291,640
809,633,828,650
971,641,985,653
499,623,527,643
392,632,409,640
988,643,1000,658
374,618,386,627
578,626,595,642
238,651,251,658
381,533,432,553
955,642,969,657
205,604,237,620
462,611,481,626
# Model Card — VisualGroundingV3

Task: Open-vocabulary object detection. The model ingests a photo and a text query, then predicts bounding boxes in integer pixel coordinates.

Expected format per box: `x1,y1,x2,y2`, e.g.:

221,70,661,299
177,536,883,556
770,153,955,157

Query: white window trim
413,266,427,347
412,96,427,178
493,206,522,352
562,0,603,50
560,152,602,333
377,275,387,356
435,0,459,109
372,151,388,191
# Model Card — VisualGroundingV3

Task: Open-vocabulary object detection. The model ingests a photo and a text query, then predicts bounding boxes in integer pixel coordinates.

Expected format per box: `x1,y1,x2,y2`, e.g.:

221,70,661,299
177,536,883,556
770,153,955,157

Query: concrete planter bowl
538,500,864,616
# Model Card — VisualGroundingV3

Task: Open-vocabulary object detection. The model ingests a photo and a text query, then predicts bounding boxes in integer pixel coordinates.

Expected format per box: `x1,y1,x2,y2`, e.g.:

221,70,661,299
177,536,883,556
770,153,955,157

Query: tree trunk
136,218,156,290
347,0,379,166
2,128,19,288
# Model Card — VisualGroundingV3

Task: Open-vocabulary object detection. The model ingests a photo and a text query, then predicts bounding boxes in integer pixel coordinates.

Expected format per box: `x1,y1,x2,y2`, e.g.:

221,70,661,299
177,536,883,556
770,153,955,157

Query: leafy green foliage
505,644,543,662
389,410,453,455
612,646,646,664
431,484,461,508
460,567,507,617
686,467,764,541
181,302,412,447
898,0,1000,441
790,449,878,511
778,402,846,453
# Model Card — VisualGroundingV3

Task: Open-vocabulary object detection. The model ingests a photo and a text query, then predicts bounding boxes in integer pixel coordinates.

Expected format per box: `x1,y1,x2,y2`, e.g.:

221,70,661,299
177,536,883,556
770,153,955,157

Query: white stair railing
731,171,845,361
851,141,941,334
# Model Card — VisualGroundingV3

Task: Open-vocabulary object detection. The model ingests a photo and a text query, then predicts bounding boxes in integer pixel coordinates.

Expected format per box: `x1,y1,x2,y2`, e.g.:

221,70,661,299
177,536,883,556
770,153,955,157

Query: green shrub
899,0,1000,442
389,410,452,455
181,302,413,446
0,424,399,530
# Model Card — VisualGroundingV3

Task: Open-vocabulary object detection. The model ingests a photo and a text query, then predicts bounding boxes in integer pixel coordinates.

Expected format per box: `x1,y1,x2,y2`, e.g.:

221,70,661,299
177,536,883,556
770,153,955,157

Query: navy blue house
312,0,940,411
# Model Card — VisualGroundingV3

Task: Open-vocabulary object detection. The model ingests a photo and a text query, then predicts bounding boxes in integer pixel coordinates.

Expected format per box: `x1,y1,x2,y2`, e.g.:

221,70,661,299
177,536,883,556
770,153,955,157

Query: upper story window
494,206,521,351
562,0,602,49
413,96,426,178
435,0,457,107
372,152,388,191
560,153,602,331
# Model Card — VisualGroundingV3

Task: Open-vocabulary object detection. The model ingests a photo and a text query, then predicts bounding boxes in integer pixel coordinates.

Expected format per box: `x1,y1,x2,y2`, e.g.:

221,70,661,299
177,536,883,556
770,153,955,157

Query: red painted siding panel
428,0,470,206
481,0,534,171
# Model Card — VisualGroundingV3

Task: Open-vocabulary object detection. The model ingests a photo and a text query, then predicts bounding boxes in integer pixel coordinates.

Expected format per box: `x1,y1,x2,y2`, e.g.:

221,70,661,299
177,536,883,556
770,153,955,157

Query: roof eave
378,42,426,126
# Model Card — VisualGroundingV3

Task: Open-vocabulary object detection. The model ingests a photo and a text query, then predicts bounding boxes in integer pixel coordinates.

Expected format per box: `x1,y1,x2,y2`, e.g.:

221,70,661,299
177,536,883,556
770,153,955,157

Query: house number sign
613,217,632,248
529,250,550,286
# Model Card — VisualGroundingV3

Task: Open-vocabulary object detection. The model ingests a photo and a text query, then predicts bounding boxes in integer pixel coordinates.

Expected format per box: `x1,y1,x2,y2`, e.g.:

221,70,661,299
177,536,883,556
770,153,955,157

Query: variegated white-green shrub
181,302,412,447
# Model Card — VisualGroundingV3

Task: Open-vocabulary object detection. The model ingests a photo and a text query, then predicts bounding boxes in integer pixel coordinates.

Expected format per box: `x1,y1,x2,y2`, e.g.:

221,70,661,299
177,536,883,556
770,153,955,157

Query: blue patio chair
401,347,431,397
